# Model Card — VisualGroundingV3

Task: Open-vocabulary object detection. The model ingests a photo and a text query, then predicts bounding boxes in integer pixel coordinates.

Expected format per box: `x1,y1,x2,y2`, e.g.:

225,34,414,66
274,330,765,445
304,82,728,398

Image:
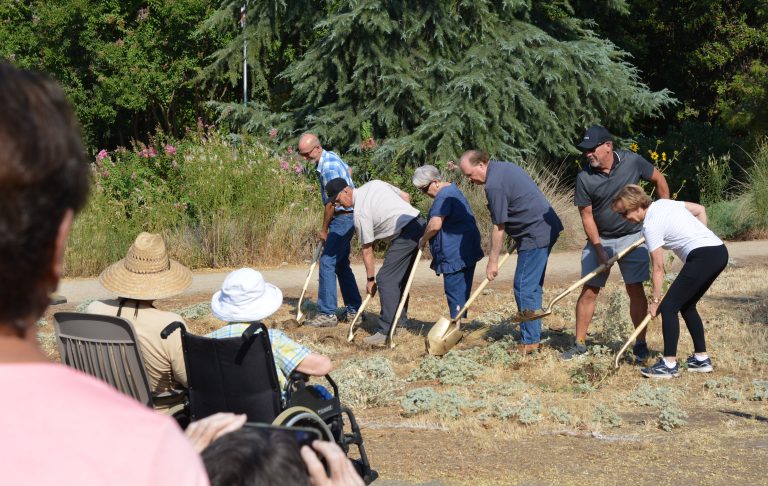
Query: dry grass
39,261,768,484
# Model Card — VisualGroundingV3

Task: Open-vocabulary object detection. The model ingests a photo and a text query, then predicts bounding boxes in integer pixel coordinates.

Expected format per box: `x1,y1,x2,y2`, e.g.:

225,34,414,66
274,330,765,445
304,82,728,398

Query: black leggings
659,244,728,357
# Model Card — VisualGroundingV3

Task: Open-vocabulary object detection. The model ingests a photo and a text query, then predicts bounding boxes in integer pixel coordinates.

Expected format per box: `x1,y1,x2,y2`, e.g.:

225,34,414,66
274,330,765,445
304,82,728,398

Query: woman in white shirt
611,184,728,379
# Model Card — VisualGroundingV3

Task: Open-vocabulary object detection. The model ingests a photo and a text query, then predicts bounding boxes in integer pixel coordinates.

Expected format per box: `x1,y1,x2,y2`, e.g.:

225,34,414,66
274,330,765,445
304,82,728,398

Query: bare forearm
362,245,375,278
489,224,505,264
321,203,334,233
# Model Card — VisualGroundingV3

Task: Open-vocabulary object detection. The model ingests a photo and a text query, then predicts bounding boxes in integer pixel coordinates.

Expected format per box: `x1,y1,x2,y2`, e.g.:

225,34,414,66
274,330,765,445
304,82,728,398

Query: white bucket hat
211,268,283,322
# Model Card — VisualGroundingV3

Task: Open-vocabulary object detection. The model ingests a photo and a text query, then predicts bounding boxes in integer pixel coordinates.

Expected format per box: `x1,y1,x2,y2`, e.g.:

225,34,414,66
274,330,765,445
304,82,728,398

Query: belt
334,210,353,216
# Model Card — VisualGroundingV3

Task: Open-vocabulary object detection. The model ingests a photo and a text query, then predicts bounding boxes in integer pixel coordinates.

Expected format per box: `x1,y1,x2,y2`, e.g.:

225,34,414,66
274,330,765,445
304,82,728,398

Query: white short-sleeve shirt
352,180,420,245
642,199,723,262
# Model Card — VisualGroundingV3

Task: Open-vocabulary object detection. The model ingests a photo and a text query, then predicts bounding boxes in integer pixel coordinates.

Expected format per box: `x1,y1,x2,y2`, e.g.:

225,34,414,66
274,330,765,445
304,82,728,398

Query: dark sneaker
632,341,650,364
686,355,714,373
305,313,338,328
561,342,587,361
640,359,680,379
363,332,388,347
343,309,359,323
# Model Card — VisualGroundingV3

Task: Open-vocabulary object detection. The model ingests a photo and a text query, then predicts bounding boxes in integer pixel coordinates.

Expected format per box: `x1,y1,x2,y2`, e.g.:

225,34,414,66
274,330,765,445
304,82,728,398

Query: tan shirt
86,299,187,413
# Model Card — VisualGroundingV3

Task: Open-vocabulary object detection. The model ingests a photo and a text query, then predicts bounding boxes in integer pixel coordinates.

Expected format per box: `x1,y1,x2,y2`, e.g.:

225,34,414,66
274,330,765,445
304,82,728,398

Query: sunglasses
299,145,317,157
418,181,433,194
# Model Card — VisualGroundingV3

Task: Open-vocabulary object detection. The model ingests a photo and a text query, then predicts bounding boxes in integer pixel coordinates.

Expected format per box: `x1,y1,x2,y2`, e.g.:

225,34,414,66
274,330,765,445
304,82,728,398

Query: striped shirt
207,324,310,391
316,149,354,211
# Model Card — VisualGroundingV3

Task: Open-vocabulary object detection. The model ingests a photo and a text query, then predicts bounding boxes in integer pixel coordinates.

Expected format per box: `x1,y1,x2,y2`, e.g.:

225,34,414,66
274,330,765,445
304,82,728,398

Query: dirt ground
41,245,768,485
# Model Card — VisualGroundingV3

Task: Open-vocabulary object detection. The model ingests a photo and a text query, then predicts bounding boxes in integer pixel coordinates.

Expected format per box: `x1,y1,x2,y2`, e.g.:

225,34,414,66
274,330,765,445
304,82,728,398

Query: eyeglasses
418,181,433,194
299,145,318,157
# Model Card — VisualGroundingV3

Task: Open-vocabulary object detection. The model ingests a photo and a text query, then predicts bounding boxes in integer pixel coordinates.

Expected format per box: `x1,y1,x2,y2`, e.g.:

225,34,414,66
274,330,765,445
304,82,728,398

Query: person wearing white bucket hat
87,232,193,414
208,268,332,391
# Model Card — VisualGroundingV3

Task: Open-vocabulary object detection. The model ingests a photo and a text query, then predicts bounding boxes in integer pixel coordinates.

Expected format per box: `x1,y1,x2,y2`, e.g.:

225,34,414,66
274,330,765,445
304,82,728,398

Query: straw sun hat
98,232,192,300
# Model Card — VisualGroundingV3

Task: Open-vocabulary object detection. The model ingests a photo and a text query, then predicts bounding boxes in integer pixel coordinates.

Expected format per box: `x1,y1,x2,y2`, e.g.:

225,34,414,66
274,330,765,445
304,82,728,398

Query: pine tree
206,0,675,164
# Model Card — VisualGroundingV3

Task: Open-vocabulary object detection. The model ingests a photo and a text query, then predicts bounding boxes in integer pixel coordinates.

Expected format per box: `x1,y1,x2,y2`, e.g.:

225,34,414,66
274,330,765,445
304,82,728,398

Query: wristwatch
367,276,375,282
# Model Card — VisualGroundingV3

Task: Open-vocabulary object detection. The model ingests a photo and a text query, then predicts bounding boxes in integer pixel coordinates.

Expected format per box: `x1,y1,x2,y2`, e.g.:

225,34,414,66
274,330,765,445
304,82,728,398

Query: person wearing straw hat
87,232,193,414
208,268,332,391
0,62,207,485
412,165,483,322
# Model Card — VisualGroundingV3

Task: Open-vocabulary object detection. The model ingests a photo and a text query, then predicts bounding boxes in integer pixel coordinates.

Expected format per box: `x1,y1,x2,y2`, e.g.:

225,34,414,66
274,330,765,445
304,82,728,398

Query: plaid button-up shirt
207,324,310,392
316,149,354,211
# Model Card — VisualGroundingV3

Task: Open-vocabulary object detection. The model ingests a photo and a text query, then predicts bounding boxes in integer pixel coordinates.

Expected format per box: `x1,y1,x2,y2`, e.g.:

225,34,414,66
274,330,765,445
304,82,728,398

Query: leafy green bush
627,383,687,431
66,130,320,276
408,352,486,385
592,403,622,428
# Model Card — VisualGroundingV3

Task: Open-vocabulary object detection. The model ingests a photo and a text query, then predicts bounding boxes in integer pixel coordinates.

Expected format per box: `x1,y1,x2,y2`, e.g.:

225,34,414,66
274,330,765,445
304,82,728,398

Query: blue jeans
443,264,476,319
318,213,362,315
514,244,554,344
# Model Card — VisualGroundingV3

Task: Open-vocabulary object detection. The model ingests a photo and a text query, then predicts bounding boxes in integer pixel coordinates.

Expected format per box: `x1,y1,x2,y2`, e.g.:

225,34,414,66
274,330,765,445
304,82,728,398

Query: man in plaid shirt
298,133,362,327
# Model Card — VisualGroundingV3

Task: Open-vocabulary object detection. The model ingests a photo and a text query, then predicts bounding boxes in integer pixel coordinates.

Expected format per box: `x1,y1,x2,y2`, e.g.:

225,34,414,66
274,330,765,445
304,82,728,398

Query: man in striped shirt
298,133,362,327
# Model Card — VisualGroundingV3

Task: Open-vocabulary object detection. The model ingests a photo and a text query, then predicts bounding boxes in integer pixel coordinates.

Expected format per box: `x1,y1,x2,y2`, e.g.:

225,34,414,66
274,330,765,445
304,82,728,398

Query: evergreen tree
207,0,675,164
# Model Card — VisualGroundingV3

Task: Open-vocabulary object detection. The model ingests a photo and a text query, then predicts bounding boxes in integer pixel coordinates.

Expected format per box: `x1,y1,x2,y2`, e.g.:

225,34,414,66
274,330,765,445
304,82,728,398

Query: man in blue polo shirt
298,133,362,327
561,125,669,361
459,150,563,354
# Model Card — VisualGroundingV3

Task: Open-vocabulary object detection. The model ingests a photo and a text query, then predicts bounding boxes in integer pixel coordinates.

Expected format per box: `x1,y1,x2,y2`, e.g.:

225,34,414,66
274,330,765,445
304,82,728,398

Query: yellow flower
661,152,667,162
650,151,659,161
630,142,639,153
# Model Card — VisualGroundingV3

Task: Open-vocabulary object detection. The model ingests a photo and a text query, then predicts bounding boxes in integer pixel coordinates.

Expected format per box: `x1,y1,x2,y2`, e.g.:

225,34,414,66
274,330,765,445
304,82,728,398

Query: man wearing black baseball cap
562,125,670,361
326,177,425,347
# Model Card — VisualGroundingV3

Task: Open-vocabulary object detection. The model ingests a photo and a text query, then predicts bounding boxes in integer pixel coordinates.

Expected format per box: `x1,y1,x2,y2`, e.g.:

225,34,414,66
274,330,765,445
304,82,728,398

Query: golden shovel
514,237,646,323
614,291,666,368
426,251,514,356
296,242,324,322
347,289,375,342
386,248,423,348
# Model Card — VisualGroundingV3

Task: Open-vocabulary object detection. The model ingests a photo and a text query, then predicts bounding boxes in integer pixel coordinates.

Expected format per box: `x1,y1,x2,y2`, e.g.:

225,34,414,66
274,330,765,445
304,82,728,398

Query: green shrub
65,130,320,276
400,387,485,418
408,351,486,385
592,403,622,428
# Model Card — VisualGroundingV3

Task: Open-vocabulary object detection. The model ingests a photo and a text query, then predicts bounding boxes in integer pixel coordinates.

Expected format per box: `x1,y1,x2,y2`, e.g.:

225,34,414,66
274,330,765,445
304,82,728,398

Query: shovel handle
452,250,514,323
543,238,646,311
387,249,423,348
347,292,374,342
614,285,663,369
296,243,325,320
614,313,653,369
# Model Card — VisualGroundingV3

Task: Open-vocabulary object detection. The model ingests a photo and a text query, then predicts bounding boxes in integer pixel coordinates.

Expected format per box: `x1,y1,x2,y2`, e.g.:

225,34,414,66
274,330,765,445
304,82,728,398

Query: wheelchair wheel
273,406,334,442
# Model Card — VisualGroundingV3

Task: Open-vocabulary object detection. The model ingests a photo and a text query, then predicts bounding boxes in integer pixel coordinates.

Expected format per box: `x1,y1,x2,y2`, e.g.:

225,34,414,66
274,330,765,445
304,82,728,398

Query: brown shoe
517,343,540,355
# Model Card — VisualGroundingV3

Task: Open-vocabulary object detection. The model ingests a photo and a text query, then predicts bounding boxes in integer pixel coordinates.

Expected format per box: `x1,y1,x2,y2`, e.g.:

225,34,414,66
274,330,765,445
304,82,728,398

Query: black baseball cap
325,177,349,202
576,125,612,151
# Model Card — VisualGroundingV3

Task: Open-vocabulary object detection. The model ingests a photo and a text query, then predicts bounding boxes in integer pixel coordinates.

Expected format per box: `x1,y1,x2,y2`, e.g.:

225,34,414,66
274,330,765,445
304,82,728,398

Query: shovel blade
426,317,463,356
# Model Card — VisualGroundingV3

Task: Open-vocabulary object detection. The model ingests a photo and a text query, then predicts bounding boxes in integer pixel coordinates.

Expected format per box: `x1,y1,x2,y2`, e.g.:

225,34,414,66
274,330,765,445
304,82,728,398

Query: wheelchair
161,321,372,482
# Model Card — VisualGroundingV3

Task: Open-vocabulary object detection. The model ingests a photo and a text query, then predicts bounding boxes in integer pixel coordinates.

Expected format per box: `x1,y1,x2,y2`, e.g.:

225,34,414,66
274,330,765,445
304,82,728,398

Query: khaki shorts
581,233,649,288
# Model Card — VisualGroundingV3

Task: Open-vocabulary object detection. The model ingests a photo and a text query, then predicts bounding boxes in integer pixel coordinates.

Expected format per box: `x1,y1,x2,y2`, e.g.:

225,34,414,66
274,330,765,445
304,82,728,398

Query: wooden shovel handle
347,291,374,342
452,250,513,323
387,249,423,348
544,237,646,311
296,243,325,320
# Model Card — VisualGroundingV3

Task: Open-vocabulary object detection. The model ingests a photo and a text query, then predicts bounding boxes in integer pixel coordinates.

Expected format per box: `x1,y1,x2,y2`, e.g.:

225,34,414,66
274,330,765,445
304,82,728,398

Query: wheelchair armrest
151,388,187,400
241,322,262,341
161,321,185,339
290,371,310,382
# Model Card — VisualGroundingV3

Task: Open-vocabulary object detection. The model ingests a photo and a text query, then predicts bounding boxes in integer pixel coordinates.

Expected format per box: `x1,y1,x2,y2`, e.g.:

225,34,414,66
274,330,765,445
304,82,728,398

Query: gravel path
59,240,768,305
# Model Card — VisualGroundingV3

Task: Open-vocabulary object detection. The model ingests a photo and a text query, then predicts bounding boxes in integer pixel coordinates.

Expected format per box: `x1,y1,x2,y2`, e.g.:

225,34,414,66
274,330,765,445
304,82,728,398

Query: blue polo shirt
485,161,563,251
427,183,484,275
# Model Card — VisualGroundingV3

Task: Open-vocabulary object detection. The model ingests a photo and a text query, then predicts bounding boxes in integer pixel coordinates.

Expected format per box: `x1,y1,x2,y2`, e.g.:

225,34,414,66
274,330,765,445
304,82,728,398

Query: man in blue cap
562,125,670,361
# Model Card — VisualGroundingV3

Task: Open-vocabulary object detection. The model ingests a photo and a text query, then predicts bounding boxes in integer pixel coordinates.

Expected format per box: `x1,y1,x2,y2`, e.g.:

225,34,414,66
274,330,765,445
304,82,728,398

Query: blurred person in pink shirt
0,62,208,485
